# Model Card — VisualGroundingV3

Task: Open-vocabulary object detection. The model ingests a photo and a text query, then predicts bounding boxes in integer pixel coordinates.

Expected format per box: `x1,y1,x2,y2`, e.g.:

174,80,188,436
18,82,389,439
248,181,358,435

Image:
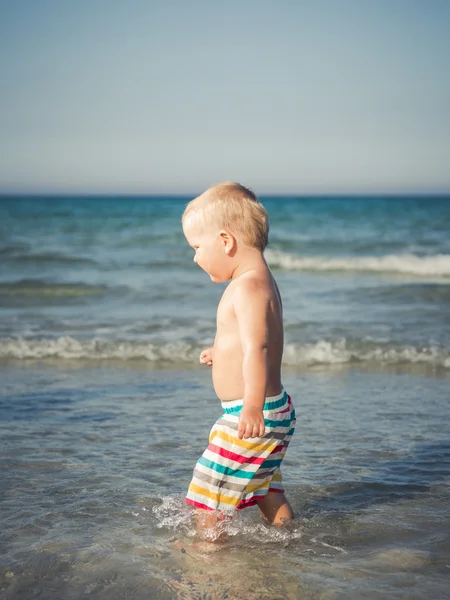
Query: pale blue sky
1,0,449,194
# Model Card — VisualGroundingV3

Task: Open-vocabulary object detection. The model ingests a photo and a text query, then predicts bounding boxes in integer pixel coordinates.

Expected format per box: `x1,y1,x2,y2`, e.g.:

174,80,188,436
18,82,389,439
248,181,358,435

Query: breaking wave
1,336,449,369
0,279,110,298
265,249,450,278
0,243,97,266
0,337,198,362
282,339,450,369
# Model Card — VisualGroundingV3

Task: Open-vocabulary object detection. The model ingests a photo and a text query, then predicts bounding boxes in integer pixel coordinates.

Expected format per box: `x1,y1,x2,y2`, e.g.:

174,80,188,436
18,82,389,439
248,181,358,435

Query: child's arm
233,279,268,439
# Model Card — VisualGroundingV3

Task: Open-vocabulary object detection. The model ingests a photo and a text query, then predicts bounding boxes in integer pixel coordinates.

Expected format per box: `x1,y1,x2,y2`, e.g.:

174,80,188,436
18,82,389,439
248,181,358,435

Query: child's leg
195,508,230,541
256,492,294,525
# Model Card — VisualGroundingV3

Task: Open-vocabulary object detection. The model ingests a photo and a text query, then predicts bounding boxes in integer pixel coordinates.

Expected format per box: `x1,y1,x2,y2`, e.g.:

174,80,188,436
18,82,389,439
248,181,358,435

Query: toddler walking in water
182,182,296,538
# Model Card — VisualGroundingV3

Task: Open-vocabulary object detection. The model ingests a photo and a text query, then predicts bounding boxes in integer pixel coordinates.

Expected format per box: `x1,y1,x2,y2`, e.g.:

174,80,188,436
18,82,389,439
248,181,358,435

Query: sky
0,0,449,194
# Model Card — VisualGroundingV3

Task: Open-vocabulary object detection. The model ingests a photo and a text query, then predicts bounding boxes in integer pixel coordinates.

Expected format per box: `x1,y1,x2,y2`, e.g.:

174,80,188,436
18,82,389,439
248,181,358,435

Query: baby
182,182,296,535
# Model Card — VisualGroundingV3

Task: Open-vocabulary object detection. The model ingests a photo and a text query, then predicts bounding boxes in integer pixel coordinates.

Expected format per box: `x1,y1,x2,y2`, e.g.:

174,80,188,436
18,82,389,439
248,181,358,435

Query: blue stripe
264,416,294,428
197,456,255,479
260,458,282,469
222,405,241,414
264,392,288,411
222,392,288,414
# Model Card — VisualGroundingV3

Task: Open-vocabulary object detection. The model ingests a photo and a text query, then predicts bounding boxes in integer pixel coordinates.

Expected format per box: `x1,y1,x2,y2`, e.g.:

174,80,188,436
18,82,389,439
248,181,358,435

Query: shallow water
1,363,449,599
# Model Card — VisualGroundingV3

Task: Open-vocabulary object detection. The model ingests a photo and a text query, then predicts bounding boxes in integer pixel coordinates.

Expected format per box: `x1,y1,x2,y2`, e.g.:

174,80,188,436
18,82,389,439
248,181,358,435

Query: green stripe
264,417,294,428
197,455,283,477
223,392,288,415
261,458,282,469
222,405,241,414
197,456,255,479
264,392,288,411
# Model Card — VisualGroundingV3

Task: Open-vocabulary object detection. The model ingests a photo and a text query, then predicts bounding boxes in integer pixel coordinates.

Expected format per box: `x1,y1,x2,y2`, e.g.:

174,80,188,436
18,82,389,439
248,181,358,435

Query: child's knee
257,492,293,524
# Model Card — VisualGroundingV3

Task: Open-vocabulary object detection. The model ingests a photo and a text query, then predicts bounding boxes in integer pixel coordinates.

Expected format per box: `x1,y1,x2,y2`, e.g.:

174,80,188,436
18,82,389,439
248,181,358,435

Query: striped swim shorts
185,389,296,512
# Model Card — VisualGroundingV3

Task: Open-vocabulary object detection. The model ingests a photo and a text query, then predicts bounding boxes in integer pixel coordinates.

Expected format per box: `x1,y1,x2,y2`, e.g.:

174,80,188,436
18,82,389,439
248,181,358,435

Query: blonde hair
182,182,269,250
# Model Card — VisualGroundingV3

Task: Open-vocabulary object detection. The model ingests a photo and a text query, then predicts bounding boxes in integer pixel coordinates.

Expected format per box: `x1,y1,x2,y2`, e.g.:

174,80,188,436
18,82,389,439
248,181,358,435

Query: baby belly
212,349,245,401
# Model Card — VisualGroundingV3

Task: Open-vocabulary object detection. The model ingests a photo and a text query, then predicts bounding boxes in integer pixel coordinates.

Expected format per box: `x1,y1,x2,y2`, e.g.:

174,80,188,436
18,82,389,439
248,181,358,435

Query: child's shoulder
229,269,273,300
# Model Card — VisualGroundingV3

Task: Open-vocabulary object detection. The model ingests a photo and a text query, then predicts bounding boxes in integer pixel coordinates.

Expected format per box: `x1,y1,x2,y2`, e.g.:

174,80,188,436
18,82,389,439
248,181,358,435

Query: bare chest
215,288,239,338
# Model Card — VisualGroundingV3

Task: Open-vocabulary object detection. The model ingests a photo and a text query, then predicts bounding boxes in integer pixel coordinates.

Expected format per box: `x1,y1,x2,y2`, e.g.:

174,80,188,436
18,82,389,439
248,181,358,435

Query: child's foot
189,540,226,554
173,539,188,554
173,536,226,552
172,538,225,563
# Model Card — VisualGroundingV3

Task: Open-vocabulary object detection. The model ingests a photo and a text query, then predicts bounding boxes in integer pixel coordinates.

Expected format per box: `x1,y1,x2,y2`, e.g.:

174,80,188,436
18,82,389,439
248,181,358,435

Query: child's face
183,218,231,283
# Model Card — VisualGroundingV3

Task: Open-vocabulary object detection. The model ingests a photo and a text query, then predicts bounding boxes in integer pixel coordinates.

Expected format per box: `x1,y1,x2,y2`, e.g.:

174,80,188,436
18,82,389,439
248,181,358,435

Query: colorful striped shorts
185,389,296,512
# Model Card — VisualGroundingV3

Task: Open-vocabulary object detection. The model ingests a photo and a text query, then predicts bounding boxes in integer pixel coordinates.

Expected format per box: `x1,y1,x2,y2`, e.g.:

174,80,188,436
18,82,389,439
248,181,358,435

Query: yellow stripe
190,474,283,506
213,430,279,453
188,482,240,506
244,471,282,494
245,480,270,493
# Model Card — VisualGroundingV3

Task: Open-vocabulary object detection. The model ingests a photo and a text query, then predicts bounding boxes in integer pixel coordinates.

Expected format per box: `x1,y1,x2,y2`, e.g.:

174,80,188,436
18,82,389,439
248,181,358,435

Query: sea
0,194,449,599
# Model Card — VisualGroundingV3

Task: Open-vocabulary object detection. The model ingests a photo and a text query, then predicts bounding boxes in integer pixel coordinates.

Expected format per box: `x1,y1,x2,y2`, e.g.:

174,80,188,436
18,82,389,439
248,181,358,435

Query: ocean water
1,195,449,599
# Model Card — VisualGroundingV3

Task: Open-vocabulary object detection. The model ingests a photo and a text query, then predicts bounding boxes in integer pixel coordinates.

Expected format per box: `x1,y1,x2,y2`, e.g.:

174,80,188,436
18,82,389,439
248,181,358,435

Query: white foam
1,336,448,368
0,336,197,362
265,249,450,278
284,339,352,365
152,494,305,543
152,495,193,531
283,339,450,368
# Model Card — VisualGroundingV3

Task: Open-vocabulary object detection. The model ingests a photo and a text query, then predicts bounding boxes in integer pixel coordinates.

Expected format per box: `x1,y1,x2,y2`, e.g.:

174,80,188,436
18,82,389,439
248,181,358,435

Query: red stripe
207,442,276,465
236,498,258,509
187,487,285,512
236,487,284,510
186,498,214,511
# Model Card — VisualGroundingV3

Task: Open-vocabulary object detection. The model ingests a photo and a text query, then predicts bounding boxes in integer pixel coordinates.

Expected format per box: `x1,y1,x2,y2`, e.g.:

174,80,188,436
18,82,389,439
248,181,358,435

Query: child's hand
199,347,213,366
238,406,265,439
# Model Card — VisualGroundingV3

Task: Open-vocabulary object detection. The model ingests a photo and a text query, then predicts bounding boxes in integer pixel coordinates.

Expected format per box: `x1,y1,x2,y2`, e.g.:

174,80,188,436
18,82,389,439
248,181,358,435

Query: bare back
212,266,283,401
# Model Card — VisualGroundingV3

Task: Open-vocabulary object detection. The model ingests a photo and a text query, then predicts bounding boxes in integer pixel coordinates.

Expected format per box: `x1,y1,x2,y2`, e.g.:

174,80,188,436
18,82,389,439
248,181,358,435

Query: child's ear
219,230,235,255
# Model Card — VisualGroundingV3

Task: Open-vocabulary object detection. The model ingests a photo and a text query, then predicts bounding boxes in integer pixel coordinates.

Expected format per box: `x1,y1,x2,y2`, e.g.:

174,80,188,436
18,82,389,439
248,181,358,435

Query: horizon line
1,191,449,199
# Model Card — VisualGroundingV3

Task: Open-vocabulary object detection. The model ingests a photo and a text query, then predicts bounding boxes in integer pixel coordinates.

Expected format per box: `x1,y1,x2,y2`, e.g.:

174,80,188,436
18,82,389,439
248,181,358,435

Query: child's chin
209,274,225,283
